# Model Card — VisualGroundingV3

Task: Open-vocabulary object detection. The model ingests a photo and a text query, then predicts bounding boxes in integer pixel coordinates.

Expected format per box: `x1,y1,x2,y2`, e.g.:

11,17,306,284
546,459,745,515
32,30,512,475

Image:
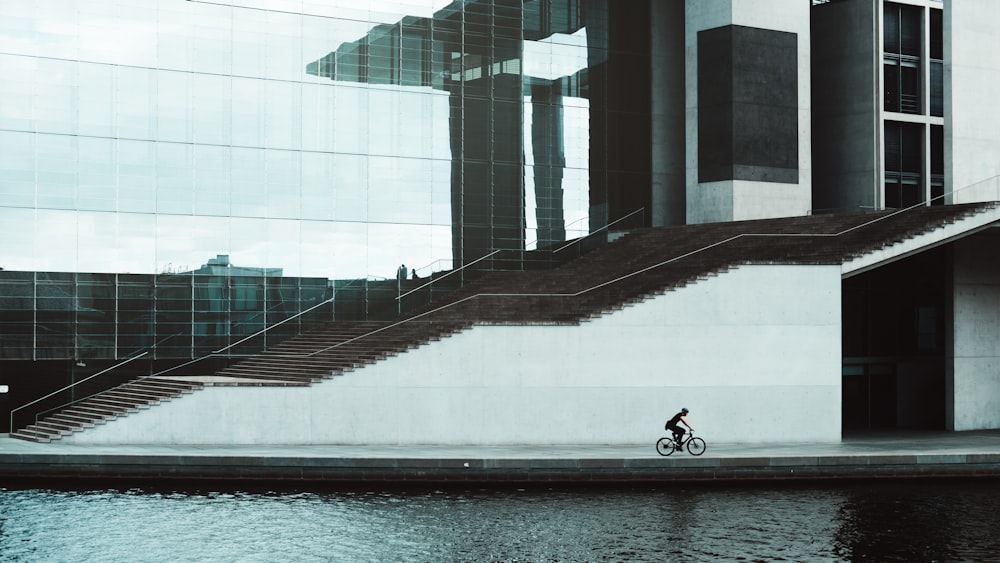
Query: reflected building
305,0,650,266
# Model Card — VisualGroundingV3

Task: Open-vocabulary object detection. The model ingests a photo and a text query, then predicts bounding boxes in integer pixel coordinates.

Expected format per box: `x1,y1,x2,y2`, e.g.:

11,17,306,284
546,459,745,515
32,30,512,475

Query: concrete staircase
11,201,999,442
214,319,474,385
10,378,204,443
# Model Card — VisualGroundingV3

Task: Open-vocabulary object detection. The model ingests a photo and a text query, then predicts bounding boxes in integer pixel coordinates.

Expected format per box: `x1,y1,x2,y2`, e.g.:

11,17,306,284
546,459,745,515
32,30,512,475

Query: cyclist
665,408,693,446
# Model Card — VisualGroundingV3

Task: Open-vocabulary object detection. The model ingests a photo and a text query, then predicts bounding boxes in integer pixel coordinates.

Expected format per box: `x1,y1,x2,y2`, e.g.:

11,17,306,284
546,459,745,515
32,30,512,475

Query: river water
2,479,999,562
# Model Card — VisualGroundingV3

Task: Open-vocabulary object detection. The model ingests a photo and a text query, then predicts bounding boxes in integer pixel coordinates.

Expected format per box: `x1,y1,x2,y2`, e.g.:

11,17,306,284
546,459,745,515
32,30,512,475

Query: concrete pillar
948,230,1000,430
650,1,686,227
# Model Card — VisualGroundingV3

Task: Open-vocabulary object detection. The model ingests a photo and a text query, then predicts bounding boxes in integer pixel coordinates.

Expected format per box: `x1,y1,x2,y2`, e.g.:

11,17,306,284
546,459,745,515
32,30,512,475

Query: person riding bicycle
665,408,693,446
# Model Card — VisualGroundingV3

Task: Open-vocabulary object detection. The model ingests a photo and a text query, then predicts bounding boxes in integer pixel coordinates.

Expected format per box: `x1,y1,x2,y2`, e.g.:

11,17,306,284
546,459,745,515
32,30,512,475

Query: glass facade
881,2,944,209
0,0,653,364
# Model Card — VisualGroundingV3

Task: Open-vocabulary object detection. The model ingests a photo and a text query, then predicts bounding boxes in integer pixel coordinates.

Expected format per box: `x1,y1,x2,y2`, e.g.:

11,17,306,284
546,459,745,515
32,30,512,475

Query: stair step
35,420,79,435
50,413,99,427
65,406,119,420
10,429,53,443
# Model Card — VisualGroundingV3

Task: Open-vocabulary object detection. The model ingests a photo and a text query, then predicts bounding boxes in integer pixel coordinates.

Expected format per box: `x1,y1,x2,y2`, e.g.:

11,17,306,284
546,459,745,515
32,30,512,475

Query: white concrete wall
950,230,1000,430
685,0,812,223
64,264,844,446
947,0,1000,202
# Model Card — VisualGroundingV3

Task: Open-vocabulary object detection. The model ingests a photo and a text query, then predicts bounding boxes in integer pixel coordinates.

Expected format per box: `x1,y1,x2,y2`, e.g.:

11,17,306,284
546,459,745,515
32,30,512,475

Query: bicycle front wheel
655,437,676,456
686,437,707,456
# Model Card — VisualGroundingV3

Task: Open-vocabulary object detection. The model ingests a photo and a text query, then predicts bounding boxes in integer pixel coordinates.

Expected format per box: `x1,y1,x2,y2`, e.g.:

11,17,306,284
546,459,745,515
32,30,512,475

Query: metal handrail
551,207,645,254
278,192,998,359
396,208,646,303
211,296,334,354
395,249,503,303
6,295,338,435
9,352,148,435
9,329,190,433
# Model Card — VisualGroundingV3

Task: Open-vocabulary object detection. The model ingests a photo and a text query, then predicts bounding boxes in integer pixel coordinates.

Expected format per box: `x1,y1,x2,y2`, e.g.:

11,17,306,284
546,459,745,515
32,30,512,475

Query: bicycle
656,431,707,456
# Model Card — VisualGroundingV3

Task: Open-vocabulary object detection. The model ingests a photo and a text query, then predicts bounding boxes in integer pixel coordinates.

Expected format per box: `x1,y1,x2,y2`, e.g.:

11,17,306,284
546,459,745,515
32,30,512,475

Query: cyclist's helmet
681,408,689,414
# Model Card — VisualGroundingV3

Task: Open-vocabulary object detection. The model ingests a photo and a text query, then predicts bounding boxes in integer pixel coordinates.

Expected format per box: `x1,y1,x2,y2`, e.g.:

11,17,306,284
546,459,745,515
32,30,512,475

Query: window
930,125,944,204
884,3,921,114
929,9,943,117
884,121,923,208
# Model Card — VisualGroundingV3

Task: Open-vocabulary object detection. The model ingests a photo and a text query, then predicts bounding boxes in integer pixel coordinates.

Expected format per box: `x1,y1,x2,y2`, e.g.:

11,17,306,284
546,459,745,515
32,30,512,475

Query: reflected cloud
523,27,589,81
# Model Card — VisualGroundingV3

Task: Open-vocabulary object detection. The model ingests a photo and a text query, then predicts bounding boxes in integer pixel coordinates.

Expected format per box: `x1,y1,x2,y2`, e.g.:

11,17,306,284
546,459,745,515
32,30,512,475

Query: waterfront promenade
2,430,1000,484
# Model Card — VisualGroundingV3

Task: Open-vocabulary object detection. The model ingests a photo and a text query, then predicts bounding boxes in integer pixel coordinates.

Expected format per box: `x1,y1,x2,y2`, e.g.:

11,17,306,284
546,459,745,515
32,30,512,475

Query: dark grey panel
698,25,798,184
697,26,734,183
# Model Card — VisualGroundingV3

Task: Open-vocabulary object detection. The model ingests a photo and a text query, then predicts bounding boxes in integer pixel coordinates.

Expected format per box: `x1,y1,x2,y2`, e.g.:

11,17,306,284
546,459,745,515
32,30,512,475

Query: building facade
2,0,1000,435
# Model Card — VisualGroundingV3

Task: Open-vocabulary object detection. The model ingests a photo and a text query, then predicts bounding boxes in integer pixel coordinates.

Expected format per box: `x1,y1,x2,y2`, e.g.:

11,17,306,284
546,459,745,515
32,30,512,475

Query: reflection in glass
0,0,652,364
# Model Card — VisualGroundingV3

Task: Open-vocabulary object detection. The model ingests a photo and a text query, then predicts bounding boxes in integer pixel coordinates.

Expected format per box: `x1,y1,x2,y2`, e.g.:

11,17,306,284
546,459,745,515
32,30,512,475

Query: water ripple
1,481,999,562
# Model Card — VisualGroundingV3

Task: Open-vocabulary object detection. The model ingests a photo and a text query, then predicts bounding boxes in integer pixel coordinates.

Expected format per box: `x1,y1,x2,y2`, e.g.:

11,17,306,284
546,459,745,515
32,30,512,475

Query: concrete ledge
4,452,1000,484
5,432,1000,485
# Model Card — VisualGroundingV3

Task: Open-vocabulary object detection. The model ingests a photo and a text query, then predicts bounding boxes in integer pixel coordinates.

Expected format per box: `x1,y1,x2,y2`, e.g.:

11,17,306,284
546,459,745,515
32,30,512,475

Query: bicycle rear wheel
655,437,676,456
686,437,707,456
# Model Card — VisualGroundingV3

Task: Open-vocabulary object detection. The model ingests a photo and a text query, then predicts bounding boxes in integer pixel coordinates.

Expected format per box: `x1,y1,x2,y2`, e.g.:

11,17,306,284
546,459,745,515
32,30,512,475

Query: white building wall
950,230,1000,430
685,0,812,223
63,264,843,446
947,0,1000,202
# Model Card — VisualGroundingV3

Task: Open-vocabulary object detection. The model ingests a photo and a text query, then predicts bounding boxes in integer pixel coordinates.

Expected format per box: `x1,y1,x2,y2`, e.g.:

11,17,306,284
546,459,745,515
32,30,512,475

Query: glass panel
885,122,901,172
885,177,901,209
900,63,920,114
78,63,115,138
900,124,922,173
193,145,232,216
192,73,231,146
231,147,266,218
899,5,921,57
930,125,944,176
300,152,334,221
262,80,301,150
883,62,899,112
0,130,36,207
34,58,79,135
156,143,194,215
231,76,263,148
117,66,157,139
78,137,117,212
930,9,943,60
930,62,943,117
156,70,192,143
265,150,302,220
884,4,900,54
0,56,36,132
900,180,922,207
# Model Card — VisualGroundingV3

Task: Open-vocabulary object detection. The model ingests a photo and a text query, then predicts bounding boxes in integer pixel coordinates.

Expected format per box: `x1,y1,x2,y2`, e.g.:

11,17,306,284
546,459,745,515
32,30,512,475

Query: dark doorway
841,246,950,431
842,364,897,430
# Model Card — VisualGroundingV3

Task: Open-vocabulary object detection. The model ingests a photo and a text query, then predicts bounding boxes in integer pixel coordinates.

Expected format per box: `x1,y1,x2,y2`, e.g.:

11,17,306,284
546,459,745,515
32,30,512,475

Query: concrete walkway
2,430,1000,484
